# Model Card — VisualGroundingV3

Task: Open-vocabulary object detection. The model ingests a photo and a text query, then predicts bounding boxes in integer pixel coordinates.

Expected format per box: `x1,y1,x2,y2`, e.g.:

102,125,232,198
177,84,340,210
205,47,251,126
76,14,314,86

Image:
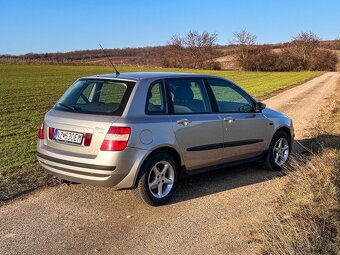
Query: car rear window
54,79,135,115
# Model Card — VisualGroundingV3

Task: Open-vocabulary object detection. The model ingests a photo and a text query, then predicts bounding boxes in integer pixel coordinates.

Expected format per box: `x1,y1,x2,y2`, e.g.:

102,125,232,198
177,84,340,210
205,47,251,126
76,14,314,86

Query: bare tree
169,34,183,47
165,31,218,69
231,29,257,46
290,32,320,63
184,31,218,68
231,29,257,69
167,34,186,68
333,37,340,50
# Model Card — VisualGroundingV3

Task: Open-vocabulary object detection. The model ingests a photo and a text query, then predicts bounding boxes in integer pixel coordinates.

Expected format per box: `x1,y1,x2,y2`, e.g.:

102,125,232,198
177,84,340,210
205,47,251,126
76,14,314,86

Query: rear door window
166,78,212,114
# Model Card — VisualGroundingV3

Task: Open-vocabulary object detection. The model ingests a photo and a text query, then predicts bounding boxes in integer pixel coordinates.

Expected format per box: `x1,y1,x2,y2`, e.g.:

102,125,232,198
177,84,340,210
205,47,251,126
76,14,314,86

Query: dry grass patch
263,152,339,254
262,85,340,254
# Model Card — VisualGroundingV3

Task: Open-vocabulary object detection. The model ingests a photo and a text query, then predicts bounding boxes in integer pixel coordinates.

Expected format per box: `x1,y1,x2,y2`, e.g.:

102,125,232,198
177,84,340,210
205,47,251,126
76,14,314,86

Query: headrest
174,84,194,103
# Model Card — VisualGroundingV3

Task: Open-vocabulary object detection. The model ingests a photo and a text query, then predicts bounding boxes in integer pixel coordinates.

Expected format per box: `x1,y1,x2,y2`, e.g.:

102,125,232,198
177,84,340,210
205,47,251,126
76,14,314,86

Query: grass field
0,64,321,199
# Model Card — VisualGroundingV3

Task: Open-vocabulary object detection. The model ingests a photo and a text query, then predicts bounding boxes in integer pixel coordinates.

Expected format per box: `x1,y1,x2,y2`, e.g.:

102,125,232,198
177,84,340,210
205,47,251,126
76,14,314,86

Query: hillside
0,40,339,70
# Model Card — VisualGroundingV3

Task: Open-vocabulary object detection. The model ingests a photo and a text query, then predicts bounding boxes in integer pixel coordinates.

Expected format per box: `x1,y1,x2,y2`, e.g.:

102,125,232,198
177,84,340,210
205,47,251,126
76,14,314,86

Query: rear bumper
37,152,123,187
37,143,149,188
37,152,116,171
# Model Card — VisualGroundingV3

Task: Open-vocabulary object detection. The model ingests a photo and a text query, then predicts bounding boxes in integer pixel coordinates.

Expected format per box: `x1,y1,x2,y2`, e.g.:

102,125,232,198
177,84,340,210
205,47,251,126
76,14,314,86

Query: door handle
223,117,235,123
177,119,191,126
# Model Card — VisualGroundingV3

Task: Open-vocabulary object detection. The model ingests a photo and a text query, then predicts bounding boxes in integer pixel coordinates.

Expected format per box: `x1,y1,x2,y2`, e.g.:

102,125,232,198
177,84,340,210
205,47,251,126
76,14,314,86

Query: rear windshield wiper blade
58,103,80,112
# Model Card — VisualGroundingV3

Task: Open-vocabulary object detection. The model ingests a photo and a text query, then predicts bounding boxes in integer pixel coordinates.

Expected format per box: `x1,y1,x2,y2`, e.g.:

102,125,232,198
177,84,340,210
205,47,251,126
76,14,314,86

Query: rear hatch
45,110,119,155
44,78,135,156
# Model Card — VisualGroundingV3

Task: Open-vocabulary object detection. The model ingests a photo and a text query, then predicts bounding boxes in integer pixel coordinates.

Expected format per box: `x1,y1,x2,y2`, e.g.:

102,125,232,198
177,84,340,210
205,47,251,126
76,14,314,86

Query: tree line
232,30,338,71
1,30,338,71
163,29,338,71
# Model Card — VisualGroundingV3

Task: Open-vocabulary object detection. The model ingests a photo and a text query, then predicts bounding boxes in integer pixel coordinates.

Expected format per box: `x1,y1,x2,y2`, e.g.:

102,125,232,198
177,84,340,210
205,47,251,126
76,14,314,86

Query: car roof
84,72,220,81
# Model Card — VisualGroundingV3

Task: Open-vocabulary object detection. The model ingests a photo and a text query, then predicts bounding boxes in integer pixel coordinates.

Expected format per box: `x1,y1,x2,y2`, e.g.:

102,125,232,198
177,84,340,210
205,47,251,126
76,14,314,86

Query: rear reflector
100,126,131,151
49,127,55,140
38,122,45,139
84,133,93,146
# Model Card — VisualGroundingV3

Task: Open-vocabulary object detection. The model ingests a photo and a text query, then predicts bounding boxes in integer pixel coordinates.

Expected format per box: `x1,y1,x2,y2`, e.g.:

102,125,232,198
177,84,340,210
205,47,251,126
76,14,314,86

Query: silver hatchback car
37,72,294,205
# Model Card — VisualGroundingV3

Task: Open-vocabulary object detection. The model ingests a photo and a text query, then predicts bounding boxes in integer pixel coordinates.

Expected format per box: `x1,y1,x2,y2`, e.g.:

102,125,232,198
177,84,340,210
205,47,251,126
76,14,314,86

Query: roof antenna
99,44,120,76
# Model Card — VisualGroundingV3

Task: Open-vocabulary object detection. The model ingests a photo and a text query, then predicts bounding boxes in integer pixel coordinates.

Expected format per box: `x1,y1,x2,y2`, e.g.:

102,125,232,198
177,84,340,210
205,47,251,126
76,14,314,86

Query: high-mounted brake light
100,126,131,151
38,122,45,139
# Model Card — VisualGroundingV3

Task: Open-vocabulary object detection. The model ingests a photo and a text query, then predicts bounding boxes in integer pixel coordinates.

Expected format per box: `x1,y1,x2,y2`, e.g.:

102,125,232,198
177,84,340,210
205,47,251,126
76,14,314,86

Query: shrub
204,61,222,70
309,50,338,71
233,30,338,71
237,47,337,72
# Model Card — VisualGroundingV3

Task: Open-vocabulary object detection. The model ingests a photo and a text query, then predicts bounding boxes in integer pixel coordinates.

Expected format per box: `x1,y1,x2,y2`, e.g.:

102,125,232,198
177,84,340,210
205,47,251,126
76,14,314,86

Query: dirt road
0,72,338,255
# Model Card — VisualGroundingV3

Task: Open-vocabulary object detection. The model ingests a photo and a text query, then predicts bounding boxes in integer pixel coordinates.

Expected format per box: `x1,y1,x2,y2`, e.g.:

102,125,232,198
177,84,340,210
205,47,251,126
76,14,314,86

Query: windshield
54,79,135,115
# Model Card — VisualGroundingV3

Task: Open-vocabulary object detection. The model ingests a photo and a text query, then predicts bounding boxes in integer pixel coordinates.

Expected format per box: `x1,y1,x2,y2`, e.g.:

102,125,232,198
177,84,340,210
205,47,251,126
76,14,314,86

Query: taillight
38,122,45,139
84,133,93,146
100,126,131,151
49,127,55,140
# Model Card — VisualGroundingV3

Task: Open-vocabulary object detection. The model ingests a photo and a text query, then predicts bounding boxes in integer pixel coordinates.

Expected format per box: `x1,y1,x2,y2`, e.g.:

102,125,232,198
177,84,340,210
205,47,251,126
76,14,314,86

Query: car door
166,78,224,171
206,78,271,162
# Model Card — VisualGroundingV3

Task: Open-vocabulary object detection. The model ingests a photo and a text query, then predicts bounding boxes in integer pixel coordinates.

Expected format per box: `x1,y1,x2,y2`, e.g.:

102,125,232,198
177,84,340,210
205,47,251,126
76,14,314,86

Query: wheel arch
133,145,184,188
274,125,293,147
150,146,182,168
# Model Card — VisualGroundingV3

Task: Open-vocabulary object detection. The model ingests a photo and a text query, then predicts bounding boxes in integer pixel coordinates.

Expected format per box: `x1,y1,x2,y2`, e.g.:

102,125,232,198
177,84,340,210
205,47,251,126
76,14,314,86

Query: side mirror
255,102,266,112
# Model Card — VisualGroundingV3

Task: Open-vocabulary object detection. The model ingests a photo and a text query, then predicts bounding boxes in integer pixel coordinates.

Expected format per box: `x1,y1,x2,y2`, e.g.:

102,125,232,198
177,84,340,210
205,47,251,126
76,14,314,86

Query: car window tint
76,83,95,104
99,82,127,104
56,79,132,115
207,79,254,113
146,81,166,114
167,78,211,114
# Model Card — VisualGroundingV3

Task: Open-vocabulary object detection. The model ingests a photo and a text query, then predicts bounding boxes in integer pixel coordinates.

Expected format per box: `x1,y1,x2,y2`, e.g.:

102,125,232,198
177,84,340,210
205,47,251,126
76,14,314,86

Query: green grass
0,64,320,176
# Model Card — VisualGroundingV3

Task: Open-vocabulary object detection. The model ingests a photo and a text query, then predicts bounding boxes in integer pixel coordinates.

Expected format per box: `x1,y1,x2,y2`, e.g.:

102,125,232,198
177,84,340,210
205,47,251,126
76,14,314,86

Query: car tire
263,131,291,171
133,151,179,206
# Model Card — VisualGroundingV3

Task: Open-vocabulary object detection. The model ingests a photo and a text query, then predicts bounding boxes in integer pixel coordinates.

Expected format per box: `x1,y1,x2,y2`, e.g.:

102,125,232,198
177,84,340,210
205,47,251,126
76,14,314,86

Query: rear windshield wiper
58,103,80,112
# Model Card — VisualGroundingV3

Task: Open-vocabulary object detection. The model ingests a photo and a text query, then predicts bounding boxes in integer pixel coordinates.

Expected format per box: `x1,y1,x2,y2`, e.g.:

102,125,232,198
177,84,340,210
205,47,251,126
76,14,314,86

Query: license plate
54,129,84,145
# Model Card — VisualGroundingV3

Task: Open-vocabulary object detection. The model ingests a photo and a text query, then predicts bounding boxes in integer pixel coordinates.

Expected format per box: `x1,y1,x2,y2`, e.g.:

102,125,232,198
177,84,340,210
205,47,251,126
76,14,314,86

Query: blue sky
0,0,339,55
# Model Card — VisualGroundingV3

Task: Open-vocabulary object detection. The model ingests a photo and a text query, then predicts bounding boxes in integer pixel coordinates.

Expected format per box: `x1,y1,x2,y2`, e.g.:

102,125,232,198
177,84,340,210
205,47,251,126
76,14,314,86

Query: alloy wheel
273,138,289,166
147,161,174,198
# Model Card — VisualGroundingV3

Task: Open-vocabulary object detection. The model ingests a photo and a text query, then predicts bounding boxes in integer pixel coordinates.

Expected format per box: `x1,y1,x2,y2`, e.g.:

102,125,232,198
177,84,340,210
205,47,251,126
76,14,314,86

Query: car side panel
170,114,224,170
262,107,294,148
